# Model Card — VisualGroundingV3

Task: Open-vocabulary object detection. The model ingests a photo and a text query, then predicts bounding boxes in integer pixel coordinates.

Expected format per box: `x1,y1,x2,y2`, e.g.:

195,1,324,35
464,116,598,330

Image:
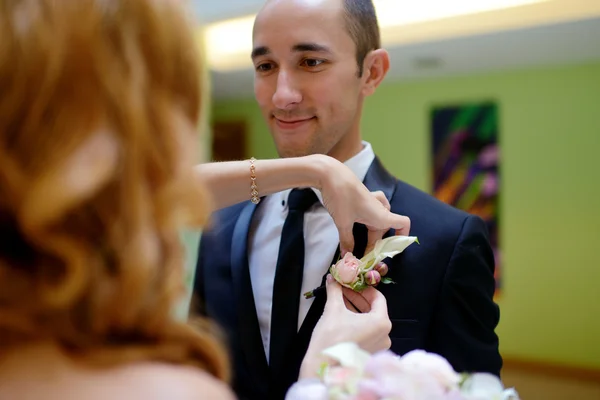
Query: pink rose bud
374,262,388,276
332,252,361,284
365,270,381,285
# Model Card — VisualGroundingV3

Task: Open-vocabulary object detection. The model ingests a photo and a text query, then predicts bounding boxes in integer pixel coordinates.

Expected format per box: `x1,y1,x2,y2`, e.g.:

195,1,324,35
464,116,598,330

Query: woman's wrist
245,154,330,196
302,154,336,191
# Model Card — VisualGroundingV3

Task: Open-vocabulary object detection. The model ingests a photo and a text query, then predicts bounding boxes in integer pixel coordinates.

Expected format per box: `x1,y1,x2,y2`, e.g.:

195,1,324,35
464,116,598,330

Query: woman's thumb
324,274,343,309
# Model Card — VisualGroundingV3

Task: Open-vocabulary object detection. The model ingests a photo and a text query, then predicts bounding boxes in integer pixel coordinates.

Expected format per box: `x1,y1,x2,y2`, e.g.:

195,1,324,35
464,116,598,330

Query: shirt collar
280,141,375,208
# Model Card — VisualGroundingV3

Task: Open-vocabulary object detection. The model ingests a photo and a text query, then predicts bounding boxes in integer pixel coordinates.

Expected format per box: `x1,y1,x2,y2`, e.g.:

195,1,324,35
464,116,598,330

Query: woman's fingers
342,287,371,313
327,178,411,256
337,223,355,257
371,191,390,210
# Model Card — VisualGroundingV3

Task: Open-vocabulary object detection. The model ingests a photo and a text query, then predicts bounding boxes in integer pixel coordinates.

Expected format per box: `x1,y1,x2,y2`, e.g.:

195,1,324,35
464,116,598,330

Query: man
194,0,502,398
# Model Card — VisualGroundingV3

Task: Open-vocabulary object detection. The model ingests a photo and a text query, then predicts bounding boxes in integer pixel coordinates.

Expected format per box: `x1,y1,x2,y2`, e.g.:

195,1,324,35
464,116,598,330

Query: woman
0,0,395,398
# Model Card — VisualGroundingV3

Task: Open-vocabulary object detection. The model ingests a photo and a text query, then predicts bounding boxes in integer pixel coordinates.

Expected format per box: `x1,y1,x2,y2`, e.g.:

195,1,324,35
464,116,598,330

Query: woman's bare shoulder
0,354,234,400
105,362,235,400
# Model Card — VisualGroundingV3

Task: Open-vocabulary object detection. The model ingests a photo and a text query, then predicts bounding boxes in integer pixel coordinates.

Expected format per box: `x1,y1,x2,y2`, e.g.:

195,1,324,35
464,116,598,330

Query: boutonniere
304,235,419,299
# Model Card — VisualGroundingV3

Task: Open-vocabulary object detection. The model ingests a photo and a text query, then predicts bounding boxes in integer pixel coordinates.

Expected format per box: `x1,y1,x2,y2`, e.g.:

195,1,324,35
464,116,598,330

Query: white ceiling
190,2,600,100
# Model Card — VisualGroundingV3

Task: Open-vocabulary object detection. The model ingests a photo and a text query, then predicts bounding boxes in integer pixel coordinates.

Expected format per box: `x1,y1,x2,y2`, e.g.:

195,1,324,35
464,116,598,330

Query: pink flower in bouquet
364,350,404,377
323,365,361,389
354,379,381,400
285,378,328,400
362,351,419,398
359,350,461,399
398,350,461,391
331,252,361,284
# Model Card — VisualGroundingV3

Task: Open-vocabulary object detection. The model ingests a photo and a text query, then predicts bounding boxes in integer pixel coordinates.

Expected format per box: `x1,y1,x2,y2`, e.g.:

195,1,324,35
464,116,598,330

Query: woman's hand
314,155,411,256
299,275,392,379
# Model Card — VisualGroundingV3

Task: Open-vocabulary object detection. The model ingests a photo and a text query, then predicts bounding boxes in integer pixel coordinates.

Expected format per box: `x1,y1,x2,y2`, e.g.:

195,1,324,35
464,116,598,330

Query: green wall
211,62,600,369
176,30,213,320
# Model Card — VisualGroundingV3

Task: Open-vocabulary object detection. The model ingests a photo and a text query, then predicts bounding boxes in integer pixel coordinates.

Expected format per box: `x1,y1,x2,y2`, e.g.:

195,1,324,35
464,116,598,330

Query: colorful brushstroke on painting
431,102,500,294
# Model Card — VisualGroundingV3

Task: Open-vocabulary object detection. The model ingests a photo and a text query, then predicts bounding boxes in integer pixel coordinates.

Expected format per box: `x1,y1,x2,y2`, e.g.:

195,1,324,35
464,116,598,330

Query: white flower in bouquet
460,373,520,400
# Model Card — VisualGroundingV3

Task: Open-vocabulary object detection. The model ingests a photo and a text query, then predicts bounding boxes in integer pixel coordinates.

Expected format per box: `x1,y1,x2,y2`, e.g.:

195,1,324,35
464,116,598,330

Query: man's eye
256,63,273,72
302,59,324,67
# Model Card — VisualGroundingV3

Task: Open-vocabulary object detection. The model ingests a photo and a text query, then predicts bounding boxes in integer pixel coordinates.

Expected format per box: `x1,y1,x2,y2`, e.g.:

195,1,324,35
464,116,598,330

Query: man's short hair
341,0,381,76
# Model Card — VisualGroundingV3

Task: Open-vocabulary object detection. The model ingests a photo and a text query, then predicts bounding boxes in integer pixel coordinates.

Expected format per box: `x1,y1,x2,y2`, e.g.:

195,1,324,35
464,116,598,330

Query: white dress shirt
248,141,376,360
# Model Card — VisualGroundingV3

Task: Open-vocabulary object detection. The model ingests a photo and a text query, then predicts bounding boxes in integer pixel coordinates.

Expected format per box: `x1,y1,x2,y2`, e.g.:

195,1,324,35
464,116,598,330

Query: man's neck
327,137,364,163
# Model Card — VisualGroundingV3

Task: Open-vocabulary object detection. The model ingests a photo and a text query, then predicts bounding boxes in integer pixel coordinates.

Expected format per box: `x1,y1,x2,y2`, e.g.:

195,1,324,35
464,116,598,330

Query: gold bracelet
249,157,260,204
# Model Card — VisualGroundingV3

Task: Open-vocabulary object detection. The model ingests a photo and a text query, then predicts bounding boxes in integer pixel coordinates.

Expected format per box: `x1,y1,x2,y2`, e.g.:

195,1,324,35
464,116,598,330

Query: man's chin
271,131,317,158
273,140,318,158
275,147,313,158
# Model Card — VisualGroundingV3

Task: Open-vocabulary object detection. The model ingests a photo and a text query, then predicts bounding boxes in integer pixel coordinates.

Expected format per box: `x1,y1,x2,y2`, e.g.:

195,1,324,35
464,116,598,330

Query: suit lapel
360,156,401,243
363,156,397,202
230,201,269,388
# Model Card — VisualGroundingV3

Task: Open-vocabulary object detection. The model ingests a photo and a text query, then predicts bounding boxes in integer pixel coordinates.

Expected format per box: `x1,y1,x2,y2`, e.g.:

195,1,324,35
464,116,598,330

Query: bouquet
305,236,419,299
286,342,519,400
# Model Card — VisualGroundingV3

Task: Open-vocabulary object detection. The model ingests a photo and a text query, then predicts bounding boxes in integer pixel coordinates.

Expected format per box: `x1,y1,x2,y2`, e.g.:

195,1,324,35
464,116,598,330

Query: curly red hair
0,0,228,381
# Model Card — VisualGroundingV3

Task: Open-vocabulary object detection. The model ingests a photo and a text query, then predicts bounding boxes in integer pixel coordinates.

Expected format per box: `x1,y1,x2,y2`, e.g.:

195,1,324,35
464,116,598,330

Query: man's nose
272,70,302,110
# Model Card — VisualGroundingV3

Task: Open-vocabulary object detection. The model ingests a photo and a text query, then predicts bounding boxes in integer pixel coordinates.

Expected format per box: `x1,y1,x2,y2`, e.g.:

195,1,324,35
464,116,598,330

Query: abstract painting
430,102,501,295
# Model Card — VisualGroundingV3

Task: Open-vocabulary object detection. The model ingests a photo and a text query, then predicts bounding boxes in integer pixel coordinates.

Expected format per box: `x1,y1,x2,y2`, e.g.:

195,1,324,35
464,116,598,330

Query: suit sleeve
191,233,207,316
428,214,503,376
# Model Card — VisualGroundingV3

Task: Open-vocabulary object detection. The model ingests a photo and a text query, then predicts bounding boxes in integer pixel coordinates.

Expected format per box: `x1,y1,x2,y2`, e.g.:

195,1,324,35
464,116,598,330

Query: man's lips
274,116,315,130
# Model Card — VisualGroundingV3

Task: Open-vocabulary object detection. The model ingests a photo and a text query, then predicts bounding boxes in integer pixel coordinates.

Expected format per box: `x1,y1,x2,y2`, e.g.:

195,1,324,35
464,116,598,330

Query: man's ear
361,49,390,96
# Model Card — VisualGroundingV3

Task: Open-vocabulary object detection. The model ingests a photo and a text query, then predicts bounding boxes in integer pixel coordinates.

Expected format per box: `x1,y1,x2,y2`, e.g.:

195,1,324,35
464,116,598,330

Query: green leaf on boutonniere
360,259,375,273
381,277,395,285
350,278,368,292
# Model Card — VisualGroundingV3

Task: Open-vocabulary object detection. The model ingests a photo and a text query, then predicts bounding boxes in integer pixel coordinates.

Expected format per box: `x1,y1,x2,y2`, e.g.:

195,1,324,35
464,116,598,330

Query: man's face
252,0,364,159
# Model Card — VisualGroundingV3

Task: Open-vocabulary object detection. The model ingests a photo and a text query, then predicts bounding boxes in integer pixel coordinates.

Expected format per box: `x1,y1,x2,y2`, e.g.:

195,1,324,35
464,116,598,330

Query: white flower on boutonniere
305,236,418,298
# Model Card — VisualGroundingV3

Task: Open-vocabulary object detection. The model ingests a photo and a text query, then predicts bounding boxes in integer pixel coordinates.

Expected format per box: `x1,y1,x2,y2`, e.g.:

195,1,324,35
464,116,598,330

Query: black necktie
269,188,318,374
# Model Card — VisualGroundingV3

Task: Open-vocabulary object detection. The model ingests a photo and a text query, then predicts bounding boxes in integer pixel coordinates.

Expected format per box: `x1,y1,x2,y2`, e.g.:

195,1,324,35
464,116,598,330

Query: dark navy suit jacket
193,157,502,400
